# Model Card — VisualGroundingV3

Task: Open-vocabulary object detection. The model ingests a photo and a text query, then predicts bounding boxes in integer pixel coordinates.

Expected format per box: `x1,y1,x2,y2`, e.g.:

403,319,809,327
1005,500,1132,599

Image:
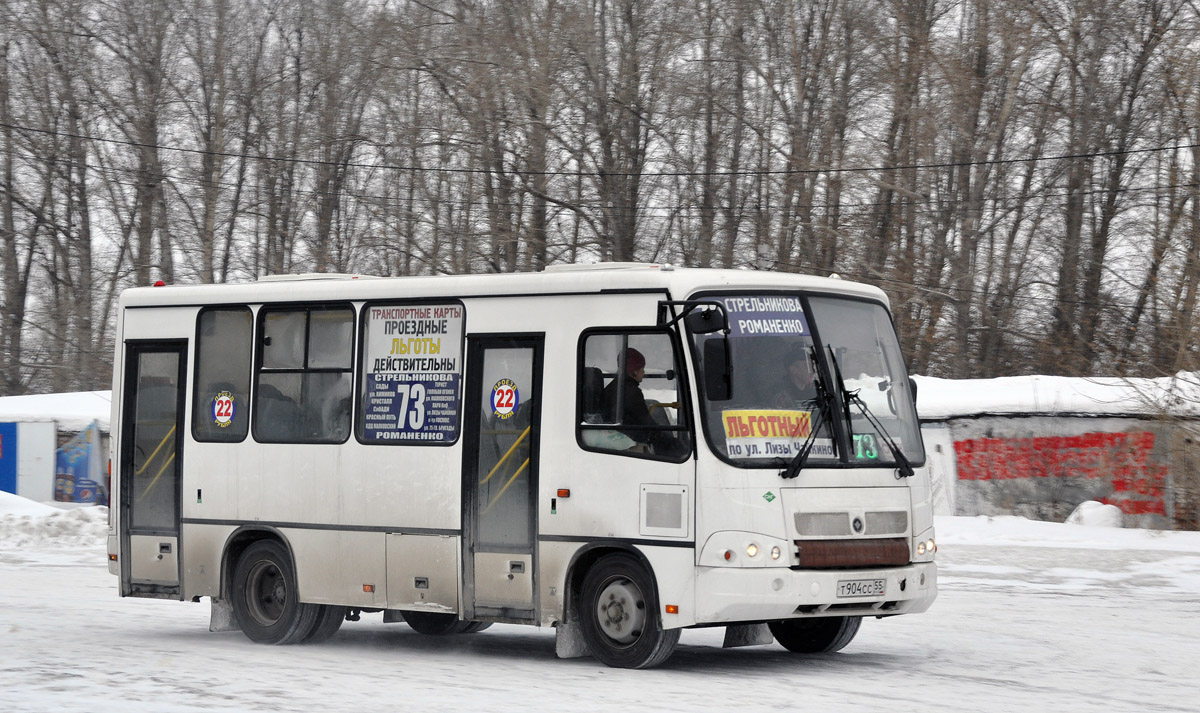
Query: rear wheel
302,605,348,644
579,554,679,669
231,539,319,645
768,616,861,653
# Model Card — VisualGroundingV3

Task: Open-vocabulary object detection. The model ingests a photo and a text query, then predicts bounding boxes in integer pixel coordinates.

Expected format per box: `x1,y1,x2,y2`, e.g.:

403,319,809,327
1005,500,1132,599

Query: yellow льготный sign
722,410,812,439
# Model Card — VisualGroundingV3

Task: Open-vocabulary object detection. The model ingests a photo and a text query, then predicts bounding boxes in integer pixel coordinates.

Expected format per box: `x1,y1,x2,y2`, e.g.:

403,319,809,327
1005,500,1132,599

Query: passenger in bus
604,348,685,457
776,346,818,407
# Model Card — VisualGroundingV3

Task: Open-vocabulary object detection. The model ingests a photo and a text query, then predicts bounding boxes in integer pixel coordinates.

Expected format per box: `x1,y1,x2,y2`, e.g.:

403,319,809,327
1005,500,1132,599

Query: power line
4,118,1200,178
5,140,1199,217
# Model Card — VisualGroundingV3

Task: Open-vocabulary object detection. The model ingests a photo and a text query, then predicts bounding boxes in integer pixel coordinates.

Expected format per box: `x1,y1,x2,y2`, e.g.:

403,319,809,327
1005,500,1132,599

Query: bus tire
301,605,348,644
231,539,319,645
579,554,679,669
401,610,472,635
768,616,861,654
459,621,492,633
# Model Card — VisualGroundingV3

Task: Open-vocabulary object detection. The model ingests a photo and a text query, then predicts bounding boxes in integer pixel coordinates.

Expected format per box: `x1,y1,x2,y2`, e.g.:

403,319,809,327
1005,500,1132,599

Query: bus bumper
693,561,937,624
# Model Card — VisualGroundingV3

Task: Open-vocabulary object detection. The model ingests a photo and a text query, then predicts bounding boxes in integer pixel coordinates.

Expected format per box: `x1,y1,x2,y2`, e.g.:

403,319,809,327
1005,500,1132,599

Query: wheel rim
594,576,647,646
245,559,286,626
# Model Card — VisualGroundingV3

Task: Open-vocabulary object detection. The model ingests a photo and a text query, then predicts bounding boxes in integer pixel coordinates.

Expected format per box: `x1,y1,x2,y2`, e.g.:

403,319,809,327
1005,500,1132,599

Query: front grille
864,510,908,535
795,512,852,536
793,537,910,569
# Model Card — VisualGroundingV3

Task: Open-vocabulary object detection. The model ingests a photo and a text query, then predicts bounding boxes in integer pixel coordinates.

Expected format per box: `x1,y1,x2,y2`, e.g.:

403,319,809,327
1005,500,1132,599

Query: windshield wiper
781,348,832,480
827,347,915,479
780,401,824,479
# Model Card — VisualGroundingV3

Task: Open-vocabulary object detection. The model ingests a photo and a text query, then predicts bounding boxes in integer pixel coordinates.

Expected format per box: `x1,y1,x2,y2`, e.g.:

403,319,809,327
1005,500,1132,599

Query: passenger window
577,331,691,461
193,308,252,442
255,305,354,443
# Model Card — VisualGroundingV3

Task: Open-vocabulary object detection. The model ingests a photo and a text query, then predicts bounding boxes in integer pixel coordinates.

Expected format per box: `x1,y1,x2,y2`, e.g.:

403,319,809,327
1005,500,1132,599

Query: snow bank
914,372,1200,420
0,492,108,548
1066,500,1123,528
0,490,57,517
937,514,1200,553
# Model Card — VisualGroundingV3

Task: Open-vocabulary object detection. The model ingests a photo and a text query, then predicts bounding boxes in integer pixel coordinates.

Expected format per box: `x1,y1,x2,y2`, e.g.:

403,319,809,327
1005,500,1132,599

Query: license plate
837,578,886,598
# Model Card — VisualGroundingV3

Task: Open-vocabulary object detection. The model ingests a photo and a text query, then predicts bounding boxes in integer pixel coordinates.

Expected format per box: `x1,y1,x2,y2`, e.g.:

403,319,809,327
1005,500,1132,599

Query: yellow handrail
134,424,177,476
137,451,176,502
481,458,530,515
479,426,531,485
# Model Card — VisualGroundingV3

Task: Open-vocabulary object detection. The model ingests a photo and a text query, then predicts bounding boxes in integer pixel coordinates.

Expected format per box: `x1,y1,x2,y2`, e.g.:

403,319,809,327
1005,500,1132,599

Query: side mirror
686,308,725,334
703,337,732,401
909,377,918,405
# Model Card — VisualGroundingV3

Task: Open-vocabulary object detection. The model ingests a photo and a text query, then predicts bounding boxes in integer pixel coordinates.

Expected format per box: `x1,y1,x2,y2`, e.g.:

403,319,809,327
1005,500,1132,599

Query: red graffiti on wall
953,431,1168,516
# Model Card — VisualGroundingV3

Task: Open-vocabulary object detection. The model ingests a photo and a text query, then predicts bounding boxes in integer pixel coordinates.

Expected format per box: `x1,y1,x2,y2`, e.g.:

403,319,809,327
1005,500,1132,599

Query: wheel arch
219,526,296,600
561,543,662,629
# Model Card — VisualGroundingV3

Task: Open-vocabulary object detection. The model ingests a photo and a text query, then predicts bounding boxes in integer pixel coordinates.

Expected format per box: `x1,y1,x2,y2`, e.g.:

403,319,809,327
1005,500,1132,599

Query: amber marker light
363,584,375,593
557,489,571,498
665,605,679,614
109,554,118,562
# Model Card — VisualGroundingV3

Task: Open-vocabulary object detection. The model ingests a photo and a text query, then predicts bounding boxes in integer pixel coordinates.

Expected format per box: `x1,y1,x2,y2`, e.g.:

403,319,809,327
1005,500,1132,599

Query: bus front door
462,336,543,621
119,342,186,598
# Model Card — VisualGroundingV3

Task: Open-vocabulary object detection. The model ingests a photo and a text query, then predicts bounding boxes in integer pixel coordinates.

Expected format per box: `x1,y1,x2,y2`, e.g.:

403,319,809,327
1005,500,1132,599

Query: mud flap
723,623,773,648
554,614,588,659
209,598,238,632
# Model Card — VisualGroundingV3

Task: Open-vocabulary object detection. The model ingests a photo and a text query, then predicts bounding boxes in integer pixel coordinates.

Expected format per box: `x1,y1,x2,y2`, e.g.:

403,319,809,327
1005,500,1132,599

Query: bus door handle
508,561,525,579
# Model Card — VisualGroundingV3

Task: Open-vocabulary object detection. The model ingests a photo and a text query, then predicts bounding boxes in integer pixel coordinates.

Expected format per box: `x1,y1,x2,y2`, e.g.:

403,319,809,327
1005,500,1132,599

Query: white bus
107,263,936,668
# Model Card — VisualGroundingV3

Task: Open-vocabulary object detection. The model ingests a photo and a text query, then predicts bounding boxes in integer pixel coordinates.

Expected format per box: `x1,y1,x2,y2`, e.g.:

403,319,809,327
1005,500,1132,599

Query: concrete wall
922,415,1195,529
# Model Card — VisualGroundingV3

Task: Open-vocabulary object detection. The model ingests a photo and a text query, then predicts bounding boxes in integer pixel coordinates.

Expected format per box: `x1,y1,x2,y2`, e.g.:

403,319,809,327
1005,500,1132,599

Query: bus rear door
119,341,187,597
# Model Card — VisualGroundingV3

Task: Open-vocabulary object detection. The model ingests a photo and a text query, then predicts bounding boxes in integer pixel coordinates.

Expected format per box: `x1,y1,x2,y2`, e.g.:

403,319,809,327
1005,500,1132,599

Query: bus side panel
108,306,127,576
339,444,464,531
634,545,697,630
288,529,387,608
536,541,575,626
180,522,235,597
386,534,460,614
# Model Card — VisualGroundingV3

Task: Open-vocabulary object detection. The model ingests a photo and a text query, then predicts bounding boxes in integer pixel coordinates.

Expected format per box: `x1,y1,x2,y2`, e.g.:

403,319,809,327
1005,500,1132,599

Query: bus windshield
690,293,924,469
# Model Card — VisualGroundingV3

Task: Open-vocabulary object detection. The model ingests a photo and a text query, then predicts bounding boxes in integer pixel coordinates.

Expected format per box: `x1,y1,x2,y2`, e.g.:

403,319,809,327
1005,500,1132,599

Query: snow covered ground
1,494,1198,712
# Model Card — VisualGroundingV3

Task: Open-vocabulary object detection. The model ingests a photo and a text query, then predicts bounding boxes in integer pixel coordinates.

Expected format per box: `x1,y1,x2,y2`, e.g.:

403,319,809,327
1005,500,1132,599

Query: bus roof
118,264,890,309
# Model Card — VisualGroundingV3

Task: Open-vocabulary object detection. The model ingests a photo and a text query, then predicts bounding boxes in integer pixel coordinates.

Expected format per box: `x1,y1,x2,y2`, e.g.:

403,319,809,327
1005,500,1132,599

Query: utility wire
4,118,1199,178
5,141,1198,216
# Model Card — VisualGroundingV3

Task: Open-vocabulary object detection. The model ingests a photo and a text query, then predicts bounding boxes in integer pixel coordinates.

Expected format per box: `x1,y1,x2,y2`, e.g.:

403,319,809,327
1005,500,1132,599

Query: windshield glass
692,294,838,465
690,292,924,468
808,296,925,466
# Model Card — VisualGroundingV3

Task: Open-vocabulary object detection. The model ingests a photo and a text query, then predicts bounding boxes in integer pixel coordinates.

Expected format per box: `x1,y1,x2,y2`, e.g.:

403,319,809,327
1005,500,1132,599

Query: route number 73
397,383,427,430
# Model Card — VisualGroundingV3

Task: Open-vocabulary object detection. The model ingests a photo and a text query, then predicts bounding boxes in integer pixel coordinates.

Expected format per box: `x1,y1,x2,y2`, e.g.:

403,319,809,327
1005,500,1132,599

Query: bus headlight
699,533,790,567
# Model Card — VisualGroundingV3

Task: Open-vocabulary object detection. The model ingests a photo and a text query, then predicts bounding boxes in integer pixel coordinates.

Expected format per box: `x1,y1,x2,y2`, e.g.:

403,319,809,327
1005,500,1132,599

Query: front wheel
768,616,861,654
231,539,319,645
579,554,679,669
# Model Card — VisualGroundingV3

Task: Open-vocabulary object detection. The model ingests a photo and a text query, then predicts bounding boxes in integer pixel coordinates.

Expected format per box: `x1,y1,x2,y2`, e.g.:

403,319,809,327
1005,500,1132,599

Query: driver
604,347,686,457
778,346,818,405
